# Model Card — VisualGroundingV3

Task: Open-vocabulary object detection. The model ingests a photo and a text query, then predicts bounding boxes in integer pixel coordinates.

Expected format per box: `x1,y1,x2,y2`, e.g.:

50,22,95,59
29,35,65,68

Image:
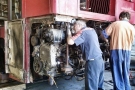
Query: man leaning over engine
67,20,104,90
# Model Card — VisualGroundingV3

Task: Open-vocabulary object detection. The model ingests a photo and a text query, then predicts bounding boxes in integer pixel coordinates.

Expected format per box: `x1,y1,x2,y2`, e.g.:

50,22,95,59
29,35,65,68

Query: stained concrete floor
25,70,135,90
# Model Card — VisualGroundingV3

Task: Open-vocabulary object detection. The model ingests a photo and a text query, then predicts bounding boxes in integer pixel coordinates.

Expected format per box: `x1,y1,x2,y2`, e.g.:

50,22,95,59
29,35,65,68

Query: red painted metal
78,0,115,21
22,0,115,21
0,27,4,38
115,0,135,24
6,0,135,83
21,0,135,23
54,0,78,16
24,19,30,83
9,74,22,82
22,0,51,18
78,11,115,21
22,0,78,18
108,0,115,16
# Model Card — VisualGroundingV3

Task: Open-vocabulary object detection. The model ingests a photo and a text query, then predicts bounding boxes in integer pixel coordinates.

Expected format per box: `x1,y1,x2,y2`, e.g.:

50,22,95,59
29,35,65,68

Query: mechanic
67,20,104,90
102,11,135,90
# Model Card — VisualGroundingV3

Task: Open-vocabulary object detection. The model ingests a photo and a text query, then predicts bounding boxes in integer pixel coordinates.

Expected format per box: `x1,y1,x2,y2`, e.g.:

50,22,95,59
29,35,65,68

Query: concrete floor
25,70,135,90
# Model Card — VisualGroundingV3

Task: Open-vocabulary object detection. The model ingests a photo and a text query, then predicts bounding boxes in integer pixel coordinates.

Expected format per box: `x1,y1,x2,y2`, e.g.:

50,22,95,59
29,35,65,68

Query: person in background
86,20,108,43
67,20,104,90
102,11,135,90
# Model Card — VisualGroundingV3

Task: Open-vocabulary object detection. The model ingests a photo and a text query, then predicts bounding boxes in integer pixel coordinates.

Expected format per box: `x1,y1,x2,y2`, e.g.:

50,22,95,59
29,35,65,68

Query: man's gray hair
75,20,86,28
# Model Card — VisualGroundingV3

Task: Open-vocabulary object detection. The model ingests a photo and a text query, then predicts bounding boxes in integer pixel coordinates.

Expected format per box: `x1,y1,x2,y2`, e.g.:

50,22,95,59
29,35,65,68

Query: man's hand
105,39,108,43
67,29,72,36
67,29,74,45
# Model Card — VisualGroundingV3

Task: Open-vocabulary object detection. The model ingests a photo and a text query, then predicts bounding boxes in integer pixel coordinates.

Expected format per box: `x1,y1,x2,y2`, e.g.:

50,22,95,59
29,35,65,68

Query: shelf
3,11,8,13
0,16,7,20
0,4,7,5
0,0,8,19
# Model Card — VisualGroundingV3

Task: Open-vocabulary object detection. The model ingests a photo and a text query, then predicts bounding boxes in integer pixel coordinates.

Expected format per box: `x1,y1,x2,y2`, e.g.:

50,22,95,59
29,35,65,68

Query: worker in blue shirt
67,20,104,90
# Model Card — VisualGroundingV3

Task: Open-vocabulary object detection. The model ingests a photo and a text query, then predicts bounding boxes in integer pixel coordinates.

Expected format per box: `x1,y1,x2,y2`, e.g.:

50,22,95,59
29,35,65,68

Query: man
67,20,104,90
86,20,108,43
103,11,135,90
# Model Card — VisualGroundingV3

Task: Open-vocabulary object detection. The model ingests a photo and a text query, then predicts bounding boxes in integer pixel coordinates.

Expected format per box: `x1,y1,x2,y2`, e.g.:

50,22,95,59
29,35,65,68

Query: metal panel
22,0,50,18
0,27,4,38
54,0,115,21
78,0,115,21
55,0,78,16
22,0,78,18
23,19,30,83
5,20,25,82
21,0,115,21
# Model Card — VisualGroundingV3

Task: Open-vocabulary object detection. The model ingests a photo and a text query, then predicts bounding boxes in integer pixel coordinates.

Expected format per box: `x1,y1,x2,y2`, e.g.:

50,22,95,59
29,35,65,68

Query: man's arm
67,29,74,45
101,30,109,43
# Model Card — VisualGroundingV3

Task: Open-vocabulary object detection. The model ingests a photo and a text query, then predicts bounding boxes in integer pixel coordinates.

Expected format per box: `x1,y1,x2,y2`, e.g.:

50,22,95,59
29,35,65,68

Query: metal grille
89,0,110,14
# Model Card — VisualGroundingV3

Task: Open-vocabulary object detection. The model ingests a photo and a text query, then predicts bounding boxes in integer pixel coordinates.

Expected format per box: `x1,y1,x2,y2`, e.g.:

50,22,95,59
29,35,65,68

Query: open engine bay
29,15,110,85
